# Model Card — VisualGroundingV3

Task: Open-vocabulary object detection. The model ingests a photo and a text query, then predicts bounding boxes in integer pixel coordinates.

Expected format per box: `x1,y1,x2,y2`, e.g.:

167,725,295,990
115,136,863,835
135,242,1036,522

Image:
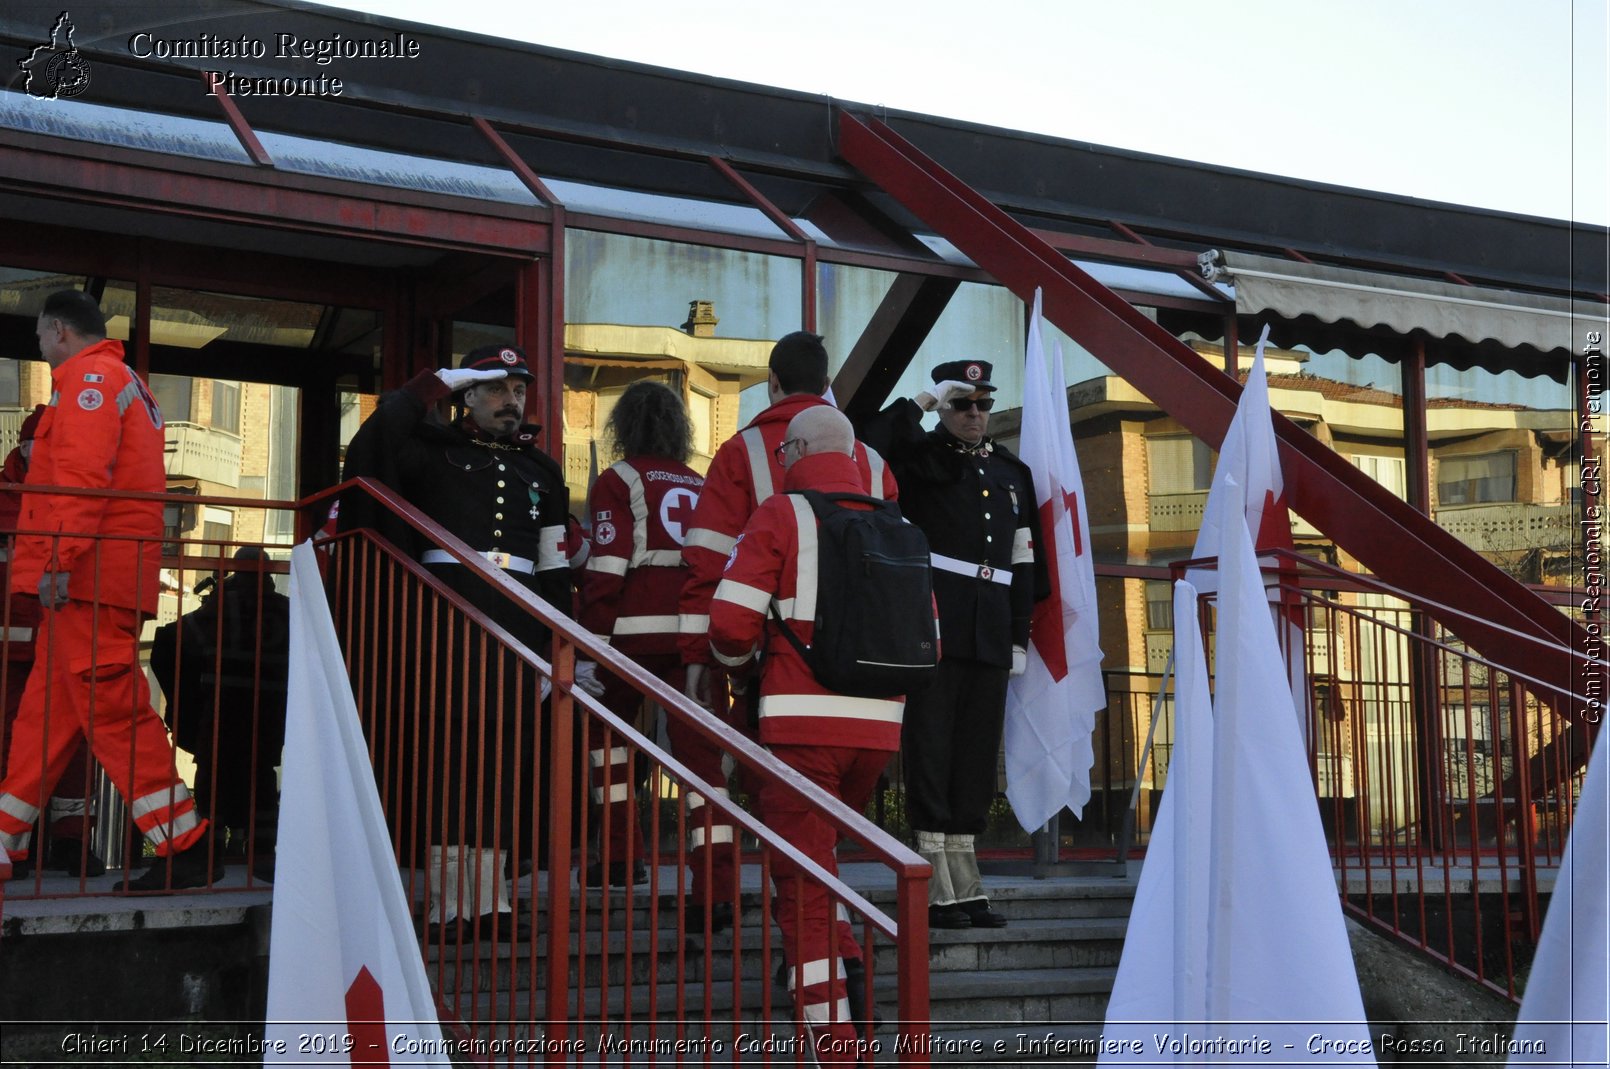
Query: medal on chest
529,484,542,521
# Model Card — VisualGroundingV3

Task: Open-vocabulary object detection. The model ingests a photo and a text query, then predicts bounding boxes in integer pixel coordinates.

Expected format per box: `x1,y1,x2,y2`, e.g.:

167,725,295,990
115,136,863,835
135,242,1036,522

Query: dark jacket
857,398,1048,668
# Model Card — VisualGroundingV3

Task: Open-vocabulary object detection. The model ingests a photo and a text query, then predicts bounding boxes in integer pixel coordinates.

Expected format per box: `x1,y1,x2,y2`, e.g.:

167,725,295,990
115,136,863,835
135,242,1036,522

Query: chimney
682,299,718,338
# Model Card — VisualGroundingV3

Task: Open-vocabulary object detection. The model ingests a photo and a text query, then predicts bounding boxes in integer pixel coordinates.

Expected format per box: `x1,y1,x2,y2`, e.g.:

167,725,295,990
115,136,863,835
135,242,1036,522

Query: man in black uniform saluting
341,345,571,941
857,359,1047,931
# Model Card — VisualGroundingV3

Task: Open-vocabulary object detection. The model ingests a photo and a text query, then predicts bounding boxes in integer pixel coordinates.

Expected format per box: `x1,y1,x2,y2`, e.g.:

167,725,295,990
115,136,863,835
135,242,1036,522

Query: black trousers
900,656,1008,835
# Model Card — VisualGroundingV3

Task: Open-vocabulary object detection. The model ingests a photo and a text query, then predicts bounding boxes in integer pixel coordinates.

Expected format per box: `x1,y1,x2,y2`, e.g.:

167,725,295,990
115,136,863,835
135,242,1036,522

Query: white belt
421,549,537,575
931,552,1013,587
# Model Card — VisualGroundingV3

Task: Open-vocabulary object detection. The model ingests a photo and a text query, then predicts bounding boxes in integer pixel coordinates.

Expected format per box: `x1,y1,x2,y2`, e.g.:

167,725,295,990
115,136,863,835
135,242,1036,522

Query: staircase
424,864,1137,1065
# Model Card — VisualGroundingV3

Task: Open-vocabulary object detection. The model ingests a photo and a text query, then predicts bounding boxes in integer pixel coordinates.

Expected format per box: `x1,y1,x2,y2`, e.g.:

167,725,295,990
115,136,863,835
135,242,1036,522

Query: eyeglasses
946,397,995,412
773,438,804,463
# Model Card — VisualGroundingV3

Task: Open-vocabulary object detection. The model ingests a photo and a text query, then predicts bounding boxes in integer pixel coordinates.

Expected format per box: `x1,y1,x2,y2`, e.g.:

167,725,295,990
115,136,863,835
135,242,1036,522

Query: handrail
1187,548,1608,676
306,477,930,885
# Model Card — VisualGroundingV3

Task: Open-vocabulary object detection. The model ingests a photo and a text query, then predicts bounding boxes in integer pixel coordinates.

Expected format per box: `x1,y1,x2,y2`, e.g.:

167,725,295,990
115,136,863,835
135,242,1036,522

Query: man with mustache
341,345,571,943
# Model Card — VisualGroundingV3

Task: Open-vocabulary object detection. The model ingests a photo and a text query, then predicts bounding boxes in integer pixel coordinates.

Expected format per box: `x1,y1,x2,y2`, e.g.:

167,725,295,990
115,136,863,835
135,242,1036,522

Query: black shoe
251,856,276,884
960,899,1008,928
115,846,224,893
683,899,734,934
6,855,31,880
48,838,106,878
471,911,532,943
584,859,648,887
928,903,972,929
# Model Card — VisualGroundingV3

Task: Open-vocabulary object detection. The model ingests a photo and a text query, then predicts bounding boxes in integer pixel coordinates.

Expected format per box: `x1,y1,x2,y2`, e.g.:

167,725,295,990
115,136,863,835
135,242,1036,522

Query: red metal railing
1165,550,1598,1000
306,478,932,1064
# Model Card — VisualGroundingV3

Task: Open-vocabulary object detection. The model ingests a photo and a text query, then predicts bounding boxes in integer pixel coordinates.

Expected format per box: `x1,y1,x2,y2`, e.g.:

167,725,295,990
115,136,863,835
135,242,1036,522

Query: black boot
48,838,106,878
116,843,224,893
843,958,884,1039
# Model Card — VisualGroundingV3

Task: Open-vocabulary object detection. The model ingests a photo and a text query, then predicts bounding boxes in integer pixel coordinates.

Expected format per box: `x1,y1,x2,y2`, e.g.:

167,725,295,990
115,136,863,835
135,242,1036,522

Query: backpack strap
795,488,891,519
769,598,812,663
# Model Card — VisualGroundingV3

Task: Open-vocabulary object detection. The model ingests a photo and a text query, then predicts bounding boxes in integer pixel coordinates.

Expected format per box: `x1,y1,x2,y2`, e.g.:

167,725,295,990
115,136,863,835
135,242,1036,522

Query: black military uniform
340,345,568,938
150,548,290,871
857,359,1047,930
340,352,570,638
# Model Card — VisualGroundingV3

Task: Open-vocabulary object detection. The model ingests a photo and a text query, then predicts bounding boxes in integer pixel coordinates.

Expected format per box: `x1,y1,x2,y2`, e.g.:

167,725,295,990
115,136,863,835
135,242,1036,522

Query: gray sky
305,0,1608,225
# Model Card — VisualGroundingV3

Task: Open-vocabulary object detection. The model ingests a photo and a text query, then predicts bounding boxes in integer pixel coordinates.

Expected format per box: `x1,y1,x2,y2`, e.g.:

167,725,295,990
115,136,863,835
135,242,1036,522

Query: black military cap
931,359,995,391
460,344,534,380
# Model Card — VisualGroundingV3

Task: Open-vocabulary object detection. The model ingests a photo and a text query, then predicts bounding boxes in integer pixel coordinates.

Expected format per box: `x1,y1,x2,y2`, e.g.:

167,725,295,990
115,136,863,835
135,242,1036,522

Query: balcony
1148,490,1207,532
1433,501,1574,554
163,421,243,487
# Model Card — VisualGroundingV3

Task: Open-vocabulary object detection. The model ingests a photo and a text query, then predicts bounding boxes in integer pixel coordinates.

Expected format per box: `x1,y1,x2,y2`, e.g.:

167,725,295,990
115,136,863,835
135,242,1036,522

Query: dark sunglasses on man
946,396,995,412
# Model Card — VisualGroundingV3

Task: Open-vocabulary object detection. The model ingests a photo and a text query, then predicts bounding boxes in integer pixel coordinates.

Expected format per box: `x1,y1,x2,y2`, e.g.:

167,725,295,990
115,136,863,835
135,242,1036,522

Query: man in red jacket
580,381,737,930
0,290,211,891
708,405,930,1063
679,332,896,715
0,404,103,879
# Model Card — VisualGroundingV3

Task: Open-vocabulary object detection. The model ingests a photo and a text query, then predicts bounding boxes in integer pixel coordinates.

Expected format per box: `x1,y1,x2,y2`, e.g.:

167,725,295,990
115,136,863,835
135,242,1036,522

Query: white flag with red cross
1189,325,1308,732
1004,288,1106,831
265,543,449,1066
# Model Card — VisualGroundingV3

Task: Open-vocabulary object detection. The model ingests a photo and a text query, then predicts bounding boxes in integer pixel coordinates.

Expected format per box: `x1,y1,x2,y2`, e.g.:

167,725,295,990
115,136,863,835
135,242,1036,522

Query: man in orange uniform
0,404,103,879
0,290,212,892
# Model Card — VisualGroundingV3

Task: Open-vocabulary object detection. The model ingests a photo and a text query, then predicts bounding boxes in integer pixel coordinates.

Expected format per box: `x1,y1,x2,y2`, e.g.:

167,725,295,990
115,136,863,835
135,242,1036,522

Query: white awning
1214,251,1604,357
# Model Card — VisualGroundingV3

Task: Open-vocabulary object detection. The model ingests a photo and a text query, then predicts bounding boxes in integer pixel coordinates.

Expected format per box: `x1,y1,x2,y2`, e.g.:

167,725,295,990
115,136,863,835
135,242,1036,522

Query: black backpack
770,490,939,698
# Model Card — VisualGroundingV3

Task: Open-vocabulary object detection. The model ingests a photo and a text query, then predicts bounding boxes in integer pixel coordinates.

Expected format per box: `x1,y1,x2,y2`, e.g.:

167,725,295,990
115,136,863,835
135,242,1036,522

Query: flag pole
1117,647,1174,865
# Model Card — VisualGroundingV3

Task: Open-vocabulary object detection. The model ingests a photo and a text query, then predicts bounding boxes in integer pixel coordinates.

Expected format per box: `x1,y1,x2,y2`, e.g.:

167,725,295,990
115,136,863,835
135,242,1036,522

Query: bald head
783,405,854,468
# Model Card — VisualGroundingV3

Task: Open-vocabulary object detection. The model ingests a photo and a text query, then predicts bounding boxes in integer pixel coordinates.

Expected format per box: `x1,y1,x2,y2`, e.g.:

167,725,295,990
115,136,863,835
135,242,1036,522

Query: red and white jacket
709,451,930,752
679,394,896,665
582,457,703,658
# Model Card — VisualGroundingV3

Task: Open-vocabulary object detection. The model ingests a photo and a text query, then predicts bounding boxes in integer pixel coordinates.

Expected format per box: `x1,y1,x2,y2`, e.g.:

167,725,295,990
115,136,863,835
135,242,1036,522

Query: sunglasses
946,397,995,412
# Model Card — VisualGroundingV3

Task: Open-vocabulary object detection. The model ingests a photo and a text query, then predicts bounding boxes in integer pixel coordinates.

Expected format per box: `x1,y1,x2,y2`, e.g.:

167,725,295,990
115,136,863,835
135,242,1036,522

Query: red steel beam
836,110,1591,720
203,72,274,167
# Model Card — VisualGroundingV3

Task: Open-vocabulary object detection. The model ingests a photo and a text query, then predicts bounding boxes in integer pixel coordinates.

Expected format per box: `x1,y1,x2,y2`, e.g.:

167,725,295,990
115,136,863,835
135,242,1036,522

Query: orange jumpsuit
0,407,93,843
0,339,205,862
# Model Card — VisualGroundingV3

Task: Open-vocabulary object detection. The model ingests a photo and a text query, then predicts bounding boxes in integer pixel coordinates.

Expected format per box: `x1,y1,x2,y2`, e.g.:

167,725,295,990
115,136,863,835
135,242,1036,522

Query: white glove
914,379,975,412
437,366,508,391
575,660,606,698
1010,645,1027,677
540,676,552,702
684,664,712,709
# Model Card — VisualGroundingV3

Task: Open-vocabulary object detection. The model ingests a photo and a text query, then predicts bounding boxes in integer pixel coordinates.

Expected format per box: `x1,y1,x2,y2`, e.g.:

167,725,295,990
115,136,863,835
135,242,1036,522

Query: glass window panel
143,288,324,350
150,374,193,423
1437,452,1516,505
565,232,794,503
1148,435,1212,494
0,95,251,164
254,130,538,205
211,380,241,434
1145,580,1174,631
566,231,801,339
545,180,784,241
1425,361,1576,585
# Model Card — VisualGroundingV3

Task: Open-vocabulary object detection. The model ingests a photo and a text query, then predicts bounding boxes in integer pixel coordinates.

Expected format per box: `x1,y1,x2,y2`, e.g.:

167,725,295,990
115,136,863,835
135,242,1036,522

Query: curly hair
607,380,693,462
